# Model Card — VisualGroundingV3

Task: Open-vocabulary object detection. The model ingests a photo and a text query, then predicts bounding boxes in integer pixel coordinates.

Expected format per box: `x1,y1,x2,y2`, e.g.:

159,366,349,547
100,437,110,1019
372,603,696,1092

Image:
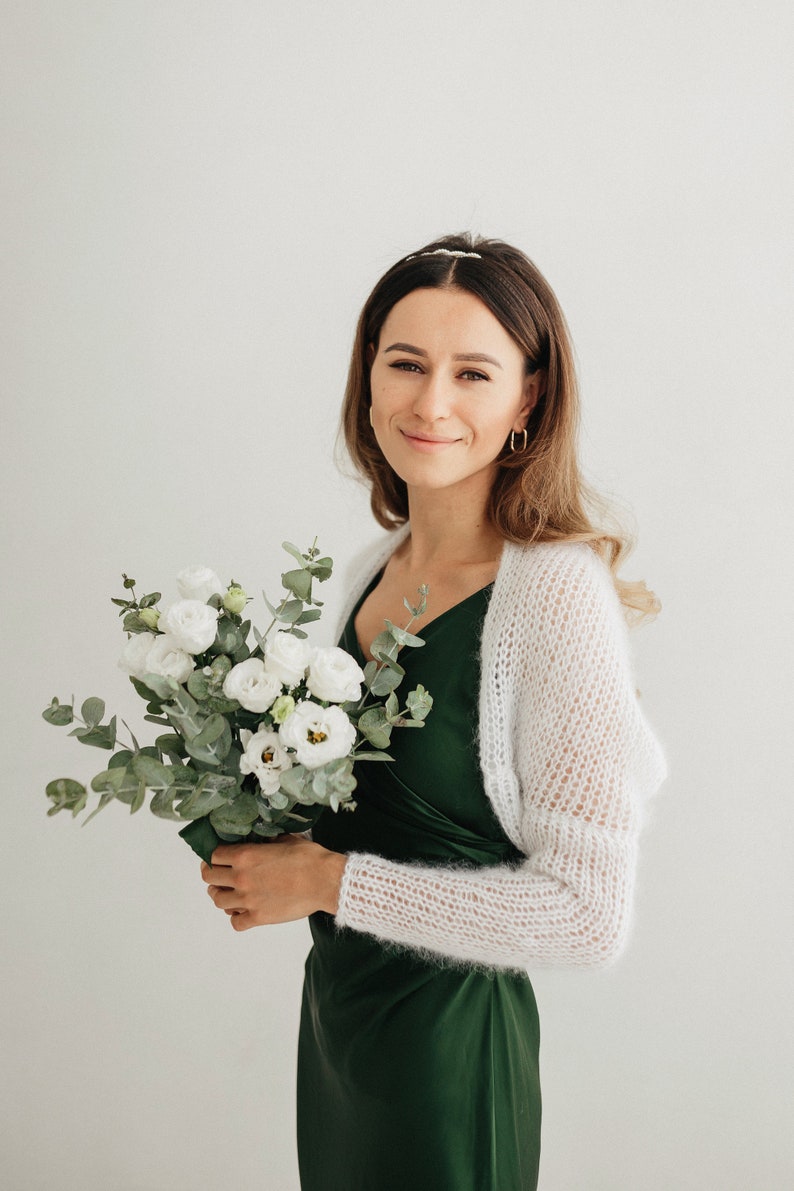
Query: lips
400,429,459,447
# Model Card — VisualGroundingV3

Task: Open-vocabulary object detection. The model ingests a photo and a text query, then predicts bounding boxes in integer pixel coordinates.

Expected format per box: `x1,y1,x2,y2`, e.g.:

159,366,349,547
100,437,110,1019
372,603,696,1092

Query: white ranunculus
239,728,293,795
118,632,157,680
176,566,224,604
143,634,195,684
279,701,356,770
222,658,282,713
306,646,365,704
158,599,219,654
264,631,312,687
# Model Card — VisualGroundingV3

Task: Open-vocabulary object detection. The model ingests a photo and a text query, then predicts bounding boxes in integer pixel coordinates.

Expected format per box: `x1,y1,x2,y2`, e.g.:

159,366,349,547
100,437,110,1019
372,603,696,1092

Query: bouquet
42,540,433,863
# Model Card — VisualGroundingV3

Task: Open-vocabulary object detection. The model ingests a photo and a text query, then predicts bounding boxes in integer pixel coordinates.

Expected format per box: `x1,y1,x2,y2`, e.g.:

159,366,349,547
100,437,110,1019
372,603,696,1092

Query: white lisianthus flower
279,701,356,769
222,658,282,713
307,646,365,703
239,728,292,795
143,634,194,684
176,566,224,603
118,632,157,680
158,600,219,654
264,631,312,687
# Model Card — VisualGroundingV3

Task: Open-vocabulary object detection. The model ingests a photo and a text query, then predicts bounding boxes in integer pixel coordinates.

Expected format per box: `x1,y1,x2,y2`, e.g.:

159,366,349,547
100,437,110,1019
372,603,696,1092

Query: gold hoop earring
368,407,374,428
509,429,528,452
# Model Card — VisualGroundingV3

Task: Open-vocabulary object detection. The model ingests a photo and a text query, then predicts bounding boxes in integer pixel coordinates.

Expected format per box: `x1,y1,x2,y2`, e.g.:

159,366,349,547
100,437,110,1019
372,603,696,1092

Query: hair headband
405,248,482,260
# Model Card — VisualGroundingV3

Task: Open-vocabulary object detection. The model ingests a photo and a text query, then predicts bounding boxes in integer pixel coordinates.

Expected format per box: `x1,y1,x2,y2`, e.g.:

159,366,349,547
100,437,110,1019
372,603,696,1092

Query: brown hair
341,233,659,620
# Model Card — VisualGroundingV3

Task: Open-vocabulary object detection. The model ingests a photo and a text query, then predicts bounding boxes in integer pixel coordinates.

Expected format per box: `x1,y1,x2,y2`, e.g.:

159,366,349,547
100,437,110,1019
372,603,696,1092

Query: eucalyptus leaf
45,778,87,815
140,673,180,701
187,671,211,701
108,748,134,769
155,733,186,761
129,782,146,814
281,540,308,565
406,684,434,721
352,750,393,762
384,620,425,648
282,567,313,602
189,713,227,747
71,721,116,750
209,655,233,681
80,697,105,728
278,599,304,623
82,791,117,825
309,556,333,582
131,754,174,792
210,793,259,834
149,788,181,820
42,700,74,727
129,676,163,708
369,664,404,698
359,707,392,750
295,608,322,626
211,621,242,655
122,611,151,635
370,631,399,662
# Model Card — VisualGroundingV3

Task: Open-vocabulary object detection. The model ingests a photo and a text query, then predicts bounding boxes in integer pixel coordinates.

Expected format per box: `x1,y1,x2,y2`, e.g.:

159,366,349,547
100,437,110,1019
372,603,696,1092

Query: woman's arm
334,545,667,970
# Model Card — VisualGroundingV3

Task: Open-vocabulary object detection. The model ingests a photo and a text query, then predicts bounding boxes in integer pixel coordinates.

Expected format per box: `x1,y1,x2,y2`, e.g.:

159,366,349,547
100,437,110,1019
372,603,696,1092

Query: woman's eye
460,369,489,382
390,361,423,373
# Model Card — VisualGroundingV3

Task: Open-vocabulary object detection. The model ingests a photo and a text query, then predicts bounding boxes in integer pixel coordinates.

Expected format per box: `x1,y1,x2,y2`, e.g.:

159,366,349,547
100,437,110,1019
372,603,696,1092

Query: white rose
278,701,356,770
118,632,157,680
239,728,293,795
176,566,224,604
158,599,219,654
222,658,282,713
264,631,312,687
143,634,195,684
306,646,365,703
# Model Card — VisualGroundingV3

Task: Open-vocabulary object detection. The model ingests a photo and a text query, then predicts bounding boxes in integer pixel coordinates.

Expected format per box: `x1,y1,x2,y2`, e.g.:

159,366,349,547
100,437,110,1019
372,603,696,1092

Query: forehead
380,287,523,363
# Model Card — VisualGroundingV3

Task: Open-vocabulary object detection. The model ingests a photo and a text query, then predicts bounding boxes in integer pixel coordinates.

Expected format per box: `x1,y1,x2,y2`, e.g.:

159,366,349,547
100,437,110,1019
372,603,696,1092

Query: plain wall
2,2,792,1188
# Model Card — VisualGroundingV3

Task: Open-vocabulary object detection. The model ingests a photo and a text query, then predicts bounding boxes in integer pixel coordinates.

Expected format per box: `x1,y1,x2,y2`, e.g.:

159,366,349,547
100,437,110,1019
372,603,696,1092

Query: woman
201,234,667,1190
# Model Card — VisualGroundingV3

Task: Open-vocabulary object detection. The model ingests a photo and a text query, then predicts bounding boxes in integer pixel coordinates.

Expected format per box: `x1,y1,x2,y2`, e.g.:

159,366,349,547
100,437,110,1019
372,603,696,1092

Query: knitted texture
334,531,667,971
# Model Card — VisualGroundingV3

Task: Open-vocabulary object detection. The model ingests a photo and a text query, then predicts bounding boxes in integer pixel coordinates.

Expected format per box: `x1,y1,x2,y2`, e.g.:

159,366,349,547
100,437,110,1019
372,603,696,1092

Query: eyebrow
383,342,503,369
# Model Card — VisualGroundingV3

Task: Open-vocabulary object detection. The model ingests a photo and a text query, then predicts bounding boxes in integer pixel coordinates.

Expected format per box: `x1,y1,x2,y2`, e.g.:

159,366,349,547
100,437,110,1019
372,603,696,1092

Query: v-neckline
353,580,494,664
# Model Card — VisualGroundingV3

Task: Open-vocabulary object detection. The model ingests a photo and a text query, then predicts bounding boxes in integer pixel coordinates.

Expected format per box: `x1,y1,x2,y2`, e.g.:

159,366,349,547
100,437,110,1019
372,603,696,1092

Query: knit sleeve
333,544,667,971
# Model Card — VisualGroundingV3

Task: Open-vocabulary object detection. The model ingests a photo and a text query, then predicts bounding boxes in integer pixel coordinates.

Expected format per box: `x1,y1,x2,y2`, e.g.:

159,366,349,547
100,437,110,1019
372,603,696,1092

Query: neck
403,477,503,570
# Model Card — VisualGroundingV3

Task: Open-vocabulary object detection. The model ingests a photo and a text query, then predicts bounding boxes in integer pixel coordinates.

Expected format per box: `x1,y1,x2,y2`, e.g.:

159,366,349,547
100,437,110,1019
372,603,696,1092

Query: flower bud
270,694,295,724
138,607,160,630
223,584,248,615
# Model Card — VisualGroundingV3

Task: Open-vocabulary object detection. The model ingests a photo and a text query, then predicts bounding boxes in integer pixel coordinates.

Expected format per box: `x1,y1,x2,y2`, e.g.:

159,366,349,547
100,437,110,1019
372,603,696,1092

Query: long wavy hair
341,233,659,620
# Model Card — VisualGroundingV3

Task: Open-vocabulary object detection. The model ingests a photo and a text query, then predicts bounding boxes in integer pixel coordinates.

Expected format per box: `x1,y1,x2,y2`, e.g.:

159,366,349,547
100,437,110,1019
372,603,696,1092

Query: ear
514,370,545,431
365,342,376,368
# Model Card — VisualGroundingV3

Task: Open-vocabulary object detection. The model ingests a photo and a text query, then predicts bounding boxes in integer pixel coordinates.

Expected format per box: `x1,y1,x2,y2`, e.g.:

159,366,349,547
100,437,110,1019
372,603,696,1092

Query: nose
411,370,452,422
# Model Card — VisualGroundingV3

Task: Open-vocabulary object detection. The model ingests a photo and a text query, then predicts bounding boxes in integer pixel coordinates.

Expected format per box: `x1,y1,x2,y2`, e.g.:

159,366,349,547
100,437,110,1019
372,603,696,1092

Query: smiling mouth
400,430,459,445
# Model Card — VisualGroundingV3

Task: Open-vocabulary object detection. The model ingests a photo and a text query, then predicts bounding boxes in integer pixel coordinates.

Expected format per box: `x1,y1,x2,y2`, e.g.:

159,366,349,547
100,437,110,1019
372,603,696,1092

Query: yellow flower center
262,749,275,764
308,730,327,744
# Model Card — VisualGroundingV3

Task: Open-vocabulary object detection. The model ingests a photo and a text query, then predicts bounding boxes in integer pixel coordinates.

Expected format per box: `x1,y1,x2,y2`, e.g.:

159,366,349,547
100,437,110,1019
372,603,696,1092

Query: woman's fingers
207,884,244,911
200,860,235,887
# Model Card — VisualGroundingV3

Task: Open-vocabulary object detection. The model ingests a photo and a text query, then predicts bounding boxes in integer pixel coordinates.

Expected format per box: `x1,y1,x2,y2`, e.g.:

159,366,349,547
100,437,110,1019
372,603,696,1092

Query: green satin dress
297,580,541,1191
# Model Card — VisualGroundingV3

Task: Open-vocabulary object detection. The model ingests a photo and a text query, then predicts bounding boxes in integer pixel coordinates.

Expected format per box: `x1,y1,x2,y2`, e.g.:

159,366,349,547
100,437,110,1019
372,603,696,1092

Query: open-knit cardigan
333,527,667,971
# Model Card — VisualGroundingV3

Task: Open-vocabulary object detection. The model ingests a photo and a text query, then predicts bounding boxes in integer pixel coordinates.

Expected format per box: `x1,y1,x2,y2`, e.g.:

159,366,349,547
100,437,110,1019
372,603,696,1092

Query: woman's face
368,286,540,503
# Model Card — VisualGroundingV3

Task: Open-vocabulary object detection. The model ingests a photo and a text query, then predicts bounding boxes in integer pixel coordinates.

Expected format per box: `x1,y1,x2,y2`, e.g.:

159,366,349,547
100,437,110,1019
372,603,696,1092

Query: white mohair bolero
333,526,667,972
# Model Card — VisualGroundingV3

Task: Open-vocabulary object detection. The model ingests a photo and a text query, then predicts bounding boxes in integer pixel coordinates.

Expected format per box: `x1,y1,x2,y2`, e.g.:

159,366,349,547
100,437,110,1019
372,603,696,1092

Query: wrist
320,850,348,916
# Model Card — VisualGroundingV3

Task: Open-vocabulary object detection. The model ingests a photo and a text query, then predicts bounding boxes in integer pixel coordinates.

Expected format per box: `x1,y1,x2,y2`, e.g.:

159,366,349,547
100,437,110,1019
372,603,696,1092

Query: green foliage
42,542,435,858
406,684,434,721
42,698,74,726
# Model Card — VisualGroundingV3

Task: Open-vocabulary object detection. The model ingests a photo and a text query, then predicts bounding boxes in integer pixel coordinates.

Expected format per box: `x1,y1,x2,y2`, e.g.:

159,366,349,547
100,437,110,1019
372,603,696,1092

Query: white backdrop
2,2,792,1188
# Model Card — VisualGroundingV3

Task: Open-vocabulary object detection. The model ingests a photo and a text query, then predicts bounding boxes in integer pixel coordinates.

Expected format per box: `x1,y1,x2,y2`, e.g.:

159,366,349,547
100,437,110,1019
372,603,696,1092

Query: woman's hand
200,834,347,932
